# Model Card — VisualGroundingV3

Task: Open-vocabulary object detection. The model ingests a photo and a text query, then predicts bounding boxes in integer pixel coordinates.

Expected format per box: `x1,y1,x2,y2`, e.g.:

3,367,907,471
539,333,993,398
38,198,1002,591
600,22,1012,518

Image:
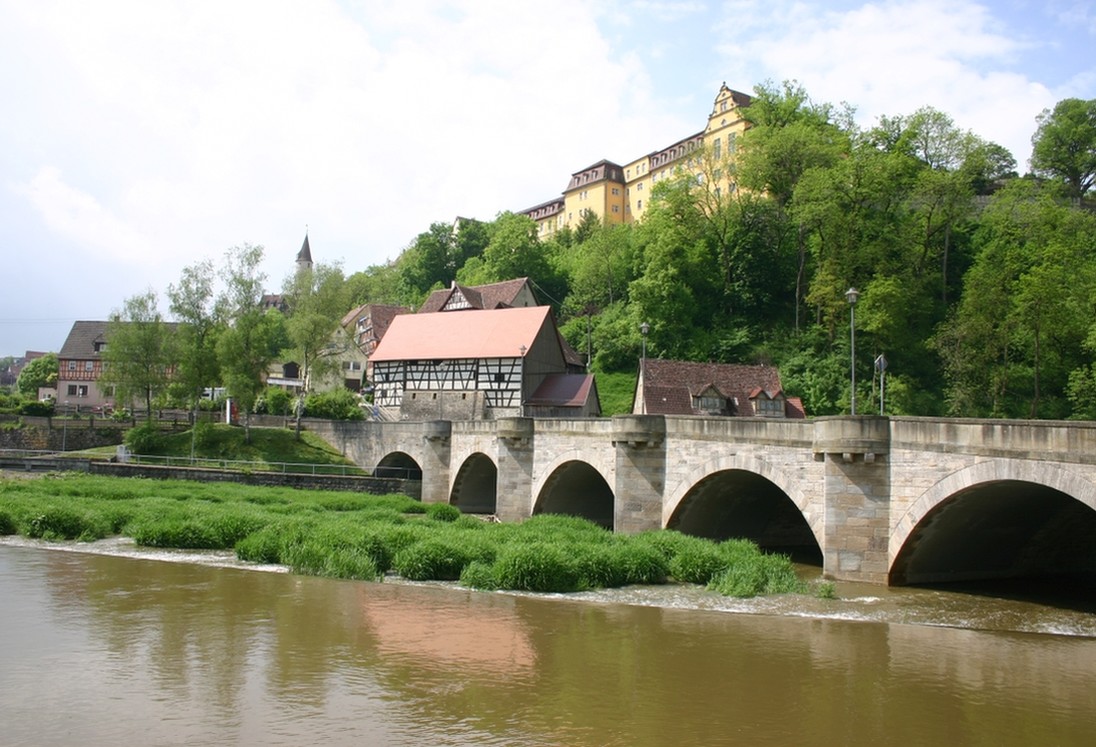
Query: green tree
1030,98,1096,201
16,353,58,397
101,290,175,423
282,261,350,436
215,244,287,442
933,181,1096,417
167,259,223,437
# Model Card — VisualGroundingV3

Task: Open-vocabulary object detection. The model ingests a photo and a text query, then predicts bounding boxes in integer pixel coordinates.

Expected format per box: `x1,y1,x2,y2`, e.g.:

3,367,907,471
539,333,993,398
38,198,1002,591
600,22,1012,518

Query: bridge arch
533,456,615,530
890,459,1096,585
665,454,822,561
374,451,423,481
449,452,498,514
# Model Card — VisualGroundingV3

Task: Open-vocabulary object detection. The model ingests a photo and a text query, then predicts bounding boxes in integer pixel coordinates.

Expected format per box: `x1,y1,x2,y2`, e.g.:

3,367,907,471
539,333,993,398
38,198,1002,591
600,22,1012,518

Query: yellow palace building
521,83,752,236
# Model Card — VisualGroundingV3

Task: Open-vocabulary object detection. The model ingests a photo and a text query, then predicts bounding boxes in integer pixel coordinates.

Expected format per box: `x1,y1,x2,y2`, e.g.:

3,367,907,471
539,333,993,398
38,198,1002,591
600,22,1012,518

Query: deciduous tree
101,290,174,422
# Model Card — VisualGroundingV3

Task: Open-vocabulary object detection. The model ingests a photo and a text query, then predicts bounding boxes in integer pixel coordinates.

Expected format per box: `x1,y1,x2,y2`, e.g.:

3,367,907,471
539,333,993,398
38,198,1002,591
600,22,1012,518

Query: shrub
815,581,837,599
393,537,475,581
124,422,165,454
255,386,293,416
191,420,215,449
425,502,461,522
20,399,54,416
492,543,582,593
303,388,364,420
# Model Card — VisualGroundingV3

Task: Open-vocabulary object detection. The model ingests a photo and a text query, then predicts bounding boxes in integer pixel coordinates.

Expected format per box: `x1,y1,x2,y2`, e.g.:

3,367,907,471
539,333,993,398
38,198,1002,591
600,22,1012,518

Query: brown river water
1,537,1094,746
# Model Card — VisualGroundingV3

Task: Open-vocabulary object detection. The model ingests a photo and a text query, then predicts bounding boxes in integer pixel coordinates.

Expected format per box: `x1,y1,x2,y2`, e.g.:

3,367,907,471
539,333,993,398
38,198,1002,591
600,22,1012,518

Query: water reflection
2,545,1095,747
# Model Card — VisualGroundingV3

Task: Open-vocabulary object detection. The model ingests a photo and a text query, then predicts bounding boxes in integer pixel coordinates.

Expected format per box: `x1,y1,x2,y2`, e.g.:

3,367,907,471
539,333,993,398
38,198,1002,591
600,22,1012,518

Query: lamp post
845,288,859,415
639,322,650,415
62,400,69,452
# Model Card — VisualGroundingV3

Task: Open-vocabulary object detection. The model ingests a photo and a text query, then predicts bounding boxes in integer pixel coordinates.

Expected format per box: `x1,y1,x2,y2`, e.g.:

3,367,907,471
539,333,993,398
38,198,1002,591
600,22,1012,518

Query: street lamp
639,322,650,415
845,288,859,415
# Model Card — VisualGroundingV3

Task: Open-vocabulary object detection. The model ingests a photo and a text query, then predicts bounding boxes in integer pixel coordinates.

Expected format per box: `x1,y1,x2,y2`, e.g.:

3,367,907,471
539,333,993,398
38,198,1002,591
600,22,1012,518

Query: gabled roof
341,302,412,329
527,374,597,408
419,278,535,313
58,321,110,359
58,320,178,361
371,306,556,362
638,359,805,418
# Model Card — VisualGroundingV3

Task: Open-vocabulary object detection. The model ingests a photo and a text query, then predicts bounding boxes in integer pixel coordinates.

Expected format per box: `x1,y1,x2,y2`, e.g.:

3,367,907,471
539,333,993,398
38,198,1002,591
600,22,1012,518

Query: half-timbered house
369,306,597,420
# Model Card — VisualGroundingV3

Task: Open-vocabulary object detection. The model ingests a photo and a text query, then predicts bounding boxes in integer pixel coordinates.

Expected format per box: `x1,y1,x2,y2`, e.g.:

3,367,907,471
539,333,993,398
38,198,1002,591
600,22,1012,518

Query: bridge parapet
889,417,1096,464
611,415,665,446
813,416,890,461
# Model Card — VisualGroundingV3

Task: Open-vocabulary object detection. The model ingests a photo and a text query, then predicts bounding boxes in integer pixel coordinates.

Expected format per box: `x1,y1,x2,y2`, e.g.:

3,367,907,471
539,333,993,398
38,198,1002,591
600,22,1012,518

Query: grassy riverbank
0,473,818,598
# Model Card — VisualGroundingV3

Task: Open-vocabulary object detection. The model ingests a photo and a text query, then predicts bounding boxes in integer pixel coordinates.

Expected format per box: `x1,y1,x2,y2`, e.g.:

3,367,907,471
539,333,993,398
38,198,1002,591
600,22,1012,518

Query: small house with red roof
633,359,805,419
369,306,598,420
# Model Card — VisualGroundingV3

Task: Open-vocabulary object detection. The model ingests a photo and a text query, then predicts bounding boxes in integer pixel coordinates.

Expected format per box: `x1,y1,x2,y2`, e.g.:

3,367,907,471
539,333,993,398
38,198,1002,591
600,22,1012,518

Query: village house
369,305,598,421
632,359,806,419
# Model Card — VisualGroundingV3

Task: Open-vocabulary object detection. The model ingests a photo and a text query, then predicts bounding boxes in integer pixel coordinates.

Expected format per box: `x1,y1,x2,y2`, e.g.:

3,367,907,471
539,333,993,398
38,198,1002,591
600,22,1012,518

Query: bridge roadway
307,415,1096,585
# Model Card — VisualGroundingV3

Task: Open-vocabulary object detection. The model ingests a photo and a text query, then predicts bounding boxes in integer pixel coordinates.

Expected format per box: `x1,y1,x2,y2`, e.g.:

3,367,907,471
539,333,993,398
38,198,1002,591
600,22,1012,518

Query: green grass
0,472,806,598
594,370,638,416
63,422,363,475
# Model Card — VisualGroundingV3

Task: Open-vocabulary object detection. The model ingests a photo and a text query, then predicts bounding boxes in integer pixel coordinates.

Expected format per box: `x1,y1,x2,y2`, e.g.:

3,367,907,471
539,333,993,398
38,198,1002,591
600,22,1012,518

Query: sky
1,0,1093,357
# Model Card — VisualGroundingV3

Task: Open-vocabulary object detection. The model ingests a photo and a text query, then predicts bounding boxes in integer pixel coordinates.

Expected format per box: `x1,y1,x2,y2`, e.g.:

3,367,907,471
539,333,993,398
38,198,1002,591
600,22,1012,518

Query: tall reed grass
0,473,807,598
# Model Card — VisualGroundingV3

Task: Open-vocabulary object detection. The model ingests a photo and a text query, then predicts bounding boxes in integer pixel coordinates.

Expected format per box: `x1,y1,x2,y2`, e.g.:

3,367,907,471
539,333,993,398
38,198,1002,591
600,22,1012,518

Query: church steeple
296,233,313,273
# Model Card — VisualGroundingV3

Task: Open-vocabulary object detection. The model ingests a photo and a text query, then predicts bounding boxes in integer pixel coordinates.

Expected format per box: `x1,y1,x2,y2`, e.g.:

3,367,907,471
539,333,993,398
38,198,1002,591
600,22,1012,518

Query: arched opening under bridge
890,480,1096,592
374,451,423,482
450,453,497,514
667,469,821,565
534,460,614,530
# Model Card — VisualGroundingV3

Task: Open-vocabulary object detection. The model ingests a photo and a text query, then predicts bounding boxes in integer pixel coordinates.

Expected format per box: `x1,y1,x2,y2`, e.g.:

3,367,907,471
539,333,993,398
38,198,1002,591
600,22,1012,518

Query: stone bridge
307,415,1096,586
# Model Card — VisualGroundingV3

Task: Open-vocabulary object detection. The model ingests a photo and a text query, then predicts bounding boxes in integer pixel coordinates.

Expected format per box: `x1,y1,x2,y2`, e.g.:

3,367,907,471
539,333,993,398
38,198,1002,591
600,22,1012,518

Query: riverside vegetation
0,473,820,598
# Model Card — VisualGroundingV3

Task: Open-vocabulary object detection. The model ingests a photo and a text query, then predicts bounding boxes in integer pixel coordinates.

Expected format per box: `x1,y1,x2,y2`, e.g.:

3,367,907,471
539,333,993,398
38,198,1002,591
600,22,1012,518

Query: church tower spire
296,232,313,273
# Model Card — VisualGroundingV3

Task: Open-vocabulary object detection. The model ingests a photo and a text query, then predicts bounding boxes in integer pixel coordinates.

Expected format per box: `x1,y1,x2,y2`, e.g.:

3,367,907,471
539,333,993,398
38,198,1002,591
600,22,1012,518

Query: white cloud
14,167,153,264
714,0,1057,166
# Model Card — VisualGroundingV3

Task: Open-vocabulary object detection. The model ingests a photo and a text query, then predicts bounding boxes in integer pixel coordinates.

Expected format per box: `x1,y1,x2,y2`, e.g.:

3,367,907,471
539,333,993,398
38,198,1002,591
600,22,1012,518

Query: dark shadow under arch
534,461,614,530
450,453,497,514
668,469,821,565
890,479,1096,587
374,451,423,481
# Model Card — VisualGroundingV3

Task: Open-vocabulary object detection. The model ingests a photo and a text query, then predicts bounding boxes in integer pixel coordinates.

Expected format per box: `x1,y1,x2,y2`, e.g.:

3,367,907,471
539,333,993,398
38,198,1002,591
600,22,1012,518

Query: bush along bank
0,473,823,598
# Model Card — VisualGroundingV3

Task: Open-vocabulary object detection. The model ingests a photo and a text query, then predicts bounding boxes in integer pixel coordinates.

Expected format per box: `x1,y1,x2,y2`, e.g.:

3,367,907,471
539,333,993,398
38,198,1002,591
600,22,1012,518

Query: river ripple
2,538,1095,746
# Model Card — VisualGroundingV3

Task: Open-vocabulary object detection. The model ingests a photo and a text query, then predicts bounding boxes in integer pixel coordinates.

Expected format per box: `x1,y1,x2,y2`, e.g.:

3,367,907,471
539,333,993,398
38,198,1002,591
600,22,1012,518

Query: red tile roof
527,374,596,407
371,306,554,362
639,359,805,418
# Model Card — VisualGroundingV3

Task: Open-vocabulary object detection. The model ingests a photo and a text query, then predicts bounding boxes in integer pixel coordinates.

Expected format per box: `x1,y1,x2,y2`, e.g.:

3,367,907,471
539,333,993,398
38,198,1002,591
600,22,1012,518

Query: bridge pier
419,420,452,504
815,418,892,583
496,418,535,523
612,416,666,534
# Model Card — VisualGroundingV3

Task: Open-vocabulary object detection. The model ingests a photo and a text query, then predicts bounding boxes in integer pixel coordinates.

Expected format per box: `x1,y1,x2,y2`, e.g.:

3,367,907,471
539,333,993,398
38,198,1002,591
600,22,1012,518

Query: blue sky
1,0,1093,357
